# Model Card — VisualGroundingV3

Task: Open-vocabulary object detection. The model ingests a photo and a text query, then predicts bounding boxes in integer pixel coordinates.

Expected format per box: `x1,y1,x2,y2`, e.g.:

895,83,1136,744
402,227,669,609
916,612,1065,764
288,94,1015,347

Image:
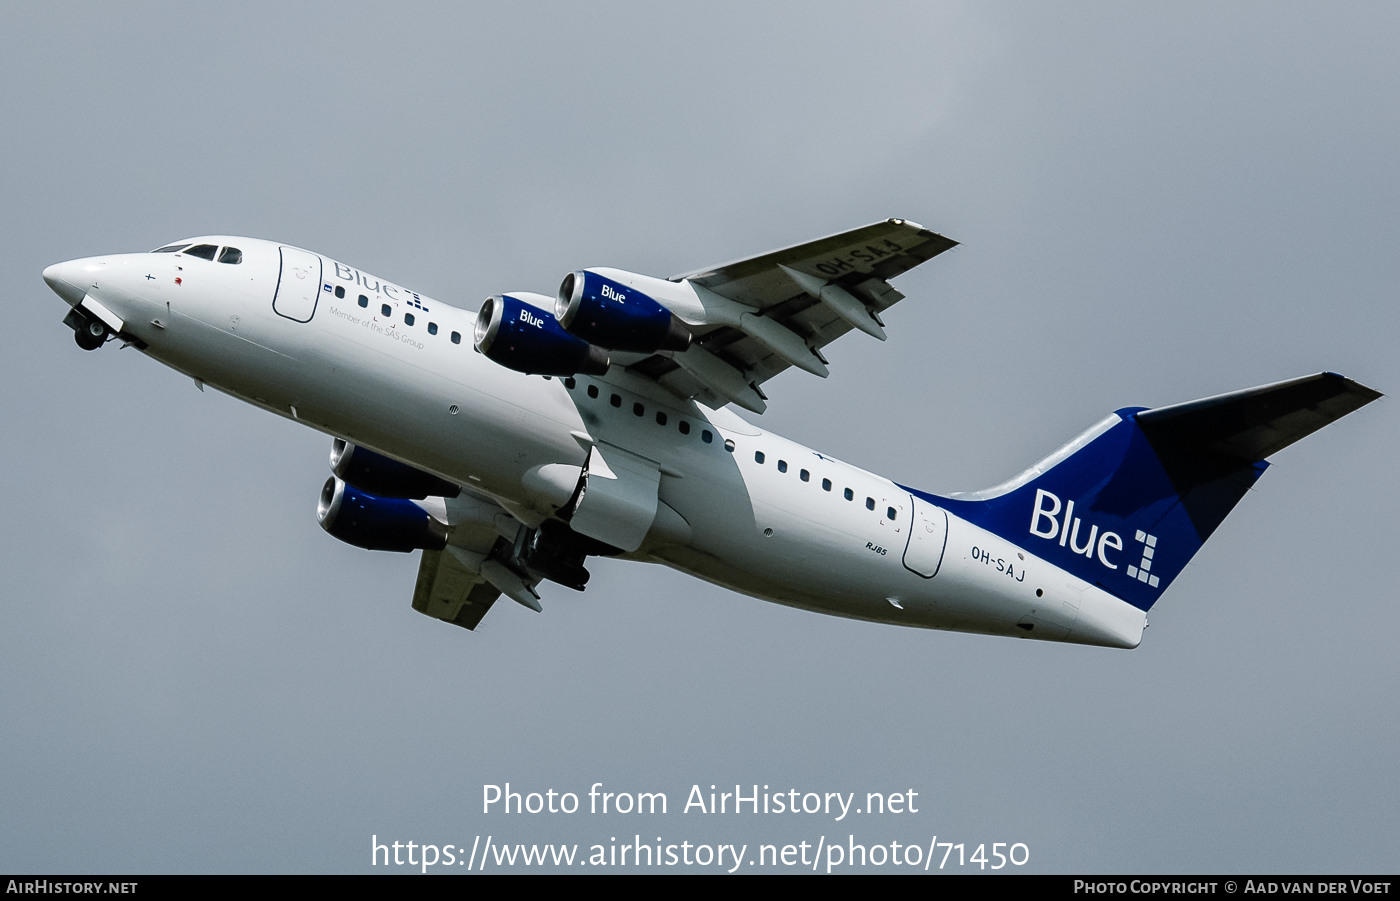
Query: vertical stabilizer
914,373,1380,611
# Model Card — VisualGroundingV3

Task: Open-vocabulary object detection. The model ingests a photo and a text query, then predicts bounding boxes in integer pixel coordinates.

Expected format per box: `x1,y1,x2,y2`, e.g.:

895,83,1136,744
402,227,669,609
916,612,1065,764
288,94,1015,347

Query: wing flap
624,219,955,408
411,548,501,631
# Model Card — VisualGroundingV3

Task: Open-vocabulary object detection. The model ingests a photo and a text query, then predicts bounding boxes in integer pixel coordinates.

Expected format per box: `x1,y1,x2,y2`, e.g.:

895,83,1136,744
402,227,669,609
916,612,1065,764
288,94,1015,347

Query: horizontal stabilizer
1135,372,1382,463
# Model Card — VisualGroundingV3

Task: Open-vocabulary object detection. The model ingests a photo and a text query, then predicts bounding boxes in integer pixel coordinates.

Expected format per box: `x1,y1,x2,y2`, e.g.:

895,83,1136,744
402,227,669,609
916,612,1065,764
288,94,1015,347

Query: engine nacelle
556,270,692,354
317,476,448,553
474,293,610,376
330,439,461,499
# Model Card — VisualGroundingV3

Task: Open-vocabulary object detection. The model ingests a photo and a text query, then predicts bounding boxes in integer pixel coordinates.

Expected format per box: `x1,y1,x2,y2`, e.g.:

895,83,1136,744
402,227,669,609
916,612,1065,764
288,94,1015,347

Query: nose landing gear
63,307,109,350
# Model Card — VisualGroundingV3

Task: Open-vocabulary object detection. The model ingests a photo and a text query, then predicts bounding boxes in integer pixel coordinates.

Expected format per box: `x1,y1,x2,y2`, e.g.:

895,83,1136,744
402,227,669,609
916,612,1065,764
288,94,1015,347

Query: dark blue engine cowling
318,477,448,553
556,271,691,353
474,294,610,376
330,439,461,499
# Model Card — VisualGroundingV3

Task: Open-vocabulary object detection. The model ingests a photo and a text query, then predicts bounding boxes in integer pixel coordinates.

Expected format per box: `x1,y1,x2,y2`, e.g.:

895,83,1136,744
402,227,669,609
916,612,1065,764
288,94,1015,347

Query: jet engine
329,439,461,499
474,293,610,376
318,476,448,552
556,270,692,354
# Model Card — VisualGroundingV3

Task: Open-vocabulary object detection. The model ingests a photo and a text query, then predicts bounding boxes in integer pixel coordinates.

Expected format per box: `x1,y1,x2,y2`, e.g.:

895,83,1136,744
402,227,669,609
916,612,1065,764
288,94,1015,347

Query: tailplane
921,373,1380,611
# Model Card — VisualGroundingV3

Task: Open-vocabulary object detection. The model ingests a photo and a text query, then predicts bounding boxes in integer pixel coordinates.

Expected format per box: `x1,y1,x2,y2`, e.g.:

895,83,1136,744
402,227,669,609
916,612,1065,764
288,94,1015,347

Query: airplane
41,220,1380,649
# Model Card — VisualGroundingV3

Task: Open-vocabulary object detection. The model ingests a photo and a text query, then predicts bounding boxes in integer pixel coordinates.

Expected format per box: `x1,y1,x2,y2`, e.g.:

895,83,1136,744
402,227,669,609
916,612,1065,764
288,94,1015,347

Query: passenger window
724,438,735,452
334,285,345,299
822,478,832,491
565,378,576,390
633,402,644,417
866,497,875,511
887,507,897,520
405,313,415,326
218,247,243,264
185,244,217,260
151,244,190,253
451,331,461,344
588,385,599,398
358,295,369,308
844,488,853,501
655,411,667,426
755,451,765,464
381,304,391,317
701,430,713,444
610,394,621,408
679,420,690,435
428,322,438,335
777,460,788,473
800,469,810,482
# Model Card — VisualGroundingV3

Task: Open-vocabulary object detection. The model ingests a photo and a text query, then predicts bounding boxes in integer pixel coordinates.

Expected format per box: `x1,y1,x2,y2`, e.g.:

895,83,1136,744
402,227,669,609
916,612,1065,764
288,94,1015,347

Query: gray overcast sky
1,2,1396,874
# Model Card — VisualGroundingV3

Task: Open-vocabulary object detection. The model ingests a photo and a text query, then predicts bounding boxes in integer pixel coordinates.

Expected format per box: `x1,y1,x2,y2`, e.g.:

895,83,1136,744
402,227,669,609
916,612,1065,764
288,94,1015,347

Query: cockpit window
184,244,218,261
218,246,243,264
151,243,191,253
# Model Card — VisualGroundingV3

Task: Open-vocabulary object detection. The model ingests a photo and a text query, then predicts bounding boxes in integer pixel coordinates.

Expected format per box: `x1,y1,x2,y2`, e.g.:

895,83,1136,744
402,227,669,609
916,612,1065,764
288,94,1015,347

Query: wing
411,548,501,631
626,219,957,412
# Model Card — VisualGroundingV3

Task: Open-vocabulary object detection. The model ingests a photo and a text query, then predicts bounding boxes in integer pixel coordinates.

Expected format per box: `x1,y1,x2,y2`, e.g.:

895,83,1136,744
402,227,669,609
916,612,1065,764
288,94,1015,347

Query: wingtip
888,217,960,247
1323,371,1384,403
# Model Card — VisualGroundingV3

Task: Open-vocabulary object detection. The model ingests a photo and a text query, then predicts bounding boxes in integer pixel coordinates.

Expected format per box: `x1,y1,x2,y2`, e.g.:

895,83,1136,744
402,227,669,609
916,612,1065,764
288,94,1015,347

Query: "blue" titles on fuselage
1028,489,1124,569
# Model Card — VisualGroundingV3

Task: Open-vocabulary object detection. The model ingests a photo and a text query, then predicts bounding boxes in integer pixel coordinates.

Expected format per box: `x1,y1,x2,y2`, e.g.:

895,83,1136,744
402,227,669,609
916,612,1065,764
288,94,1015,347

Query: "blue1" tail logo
1126,531,1160,588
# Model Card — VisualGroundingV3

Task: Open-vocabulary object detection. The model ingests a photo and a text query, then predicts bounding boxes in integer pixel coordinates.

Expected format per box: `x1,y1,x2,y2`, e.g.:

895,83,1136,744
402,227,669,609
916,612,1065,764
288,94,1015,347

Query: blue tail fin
912,373,1380,611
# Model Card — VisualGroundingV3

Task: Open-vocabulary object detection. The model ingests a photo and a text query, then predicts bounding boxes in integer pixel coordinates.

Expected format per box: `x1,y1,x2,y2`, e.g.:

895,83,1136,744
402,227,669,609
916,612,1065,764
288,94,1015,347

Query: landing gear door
273,246,322,322
569,444,661,553
902,494,948,578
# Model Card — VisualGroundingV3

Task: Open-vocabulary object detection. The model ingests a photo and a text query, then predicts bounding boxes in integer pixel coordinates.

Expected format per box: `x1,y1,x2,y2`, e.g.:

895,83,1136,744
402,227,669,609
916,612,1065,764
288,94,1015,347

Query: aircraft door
902,494,948,578
273,246,322,322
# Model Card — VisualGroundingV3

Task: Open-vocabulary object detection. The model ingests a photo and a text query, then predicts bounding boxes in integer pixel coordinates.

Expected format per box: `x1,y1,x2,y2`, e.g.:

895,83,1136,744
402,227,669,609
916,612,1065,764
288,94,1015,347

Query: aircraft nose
43,260,87,305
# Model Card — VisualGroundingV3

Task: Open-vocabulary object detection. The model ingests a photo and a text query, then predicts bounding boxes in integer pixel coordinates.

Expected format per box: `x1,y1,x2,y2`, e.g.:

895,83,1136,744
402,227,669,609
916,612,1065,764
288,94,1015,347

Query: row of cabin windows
752,451,896,519
330,286,460,343
559,376,897,521
152,243,242,264
562,378,714,444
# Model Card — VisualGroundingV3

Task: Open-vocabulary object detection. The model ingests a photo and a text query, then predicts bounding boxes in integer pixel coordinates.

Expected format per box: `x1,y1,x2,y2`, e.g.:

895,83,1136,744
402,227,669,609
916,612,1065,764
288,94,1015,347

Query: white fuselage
43,237,1146,648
